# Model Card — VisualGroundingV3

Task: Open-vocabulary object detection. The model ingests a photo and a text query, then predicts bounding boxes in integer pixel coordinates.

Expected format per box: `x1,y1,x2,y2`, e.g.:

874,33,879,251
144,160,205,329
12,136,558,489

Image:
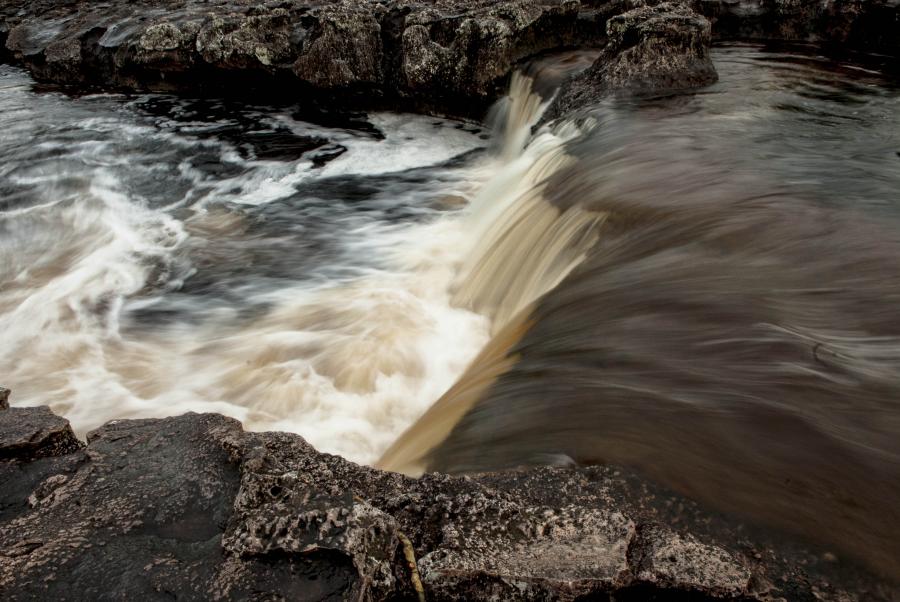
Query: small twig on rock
398,532,426,602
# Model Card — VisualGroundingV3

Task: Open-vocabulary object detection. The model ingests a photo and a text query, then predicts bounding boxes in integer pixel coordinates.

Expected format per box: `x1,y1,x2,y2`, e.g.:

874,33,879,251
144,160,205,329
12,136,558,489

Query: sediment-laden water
0,66,496,462
4,44,900,578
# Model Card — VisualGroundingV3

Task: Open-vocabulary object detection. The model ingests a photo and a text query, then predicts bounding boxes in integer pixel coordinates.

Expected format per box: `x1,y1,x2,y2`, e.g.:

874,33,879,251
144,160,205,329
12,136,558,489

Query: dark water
382,45,900,581
4,43,900,581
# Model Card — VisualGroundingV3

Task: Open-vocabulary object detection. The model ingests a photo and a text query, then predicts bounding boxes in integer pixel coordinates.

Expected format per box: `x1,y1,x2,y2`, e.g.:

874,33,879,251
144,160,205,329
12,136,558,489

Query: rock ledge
0,403,893,600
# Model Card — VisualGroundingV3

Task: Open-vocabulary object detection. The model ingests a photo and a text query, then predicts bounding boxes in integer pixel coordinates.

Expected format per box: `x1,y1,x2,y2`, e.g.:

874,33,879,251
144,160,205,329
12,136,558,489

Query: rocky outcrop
0,400,893,600
2,0,897,118
544,2,719,120
0,0,601,117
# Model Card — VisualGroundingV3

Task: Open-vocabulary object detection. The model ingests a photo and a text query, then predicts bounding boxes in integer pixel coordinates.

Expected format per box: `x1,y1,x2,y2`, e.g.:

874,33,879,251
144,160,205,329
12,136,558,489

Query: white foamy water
0,49,570,464
0,65,497,463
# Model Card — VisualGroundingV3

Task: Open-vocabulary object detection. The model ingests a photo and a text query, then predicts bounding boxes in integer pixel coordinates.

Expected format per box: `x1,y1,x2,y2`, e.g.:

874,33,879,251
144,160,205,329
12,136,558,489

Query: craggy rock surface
0,0,605,116
0,406,83,461
2,0,897,119
1,402,896,600
544,1,718,120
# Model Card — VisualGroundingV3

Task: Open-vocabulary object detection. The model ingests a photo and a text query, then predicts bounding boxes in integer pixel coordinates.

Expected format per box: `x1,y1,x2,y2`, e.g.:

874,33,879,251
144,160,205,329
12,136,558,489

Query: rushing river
0,64,495,462
3,44,900,579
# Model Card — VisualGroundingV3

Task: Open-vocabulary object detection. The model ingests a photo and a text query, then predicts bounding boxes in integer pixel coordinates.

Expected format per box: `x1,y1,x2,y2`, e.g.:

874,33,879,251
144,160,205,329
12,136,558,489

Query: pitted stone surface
0,0,597,116
544,1,719,121
633,525,752,596
0,408,893,599
0,406,82,461
417,504,637,597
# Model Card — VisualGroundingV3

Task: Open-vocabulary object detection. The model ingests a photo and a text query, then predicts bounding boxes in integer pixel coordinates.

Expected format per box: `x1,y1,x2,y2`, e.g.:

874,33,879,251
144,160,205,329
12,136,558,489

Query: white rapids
0,63,561,464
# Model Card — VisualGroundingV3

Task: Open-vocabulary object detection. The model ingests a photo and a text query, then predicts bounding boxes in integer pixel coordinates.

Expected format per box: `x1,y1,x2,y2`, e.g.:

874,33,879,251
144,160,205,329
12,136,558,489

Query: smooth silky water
3,45,900,579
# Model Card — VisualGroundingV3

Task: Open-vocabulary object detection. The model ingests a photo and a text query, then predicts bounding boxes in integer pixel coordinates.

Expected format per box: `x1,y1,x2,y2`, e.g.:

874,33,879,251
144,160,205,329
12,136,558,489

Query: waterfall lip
378,64,609,473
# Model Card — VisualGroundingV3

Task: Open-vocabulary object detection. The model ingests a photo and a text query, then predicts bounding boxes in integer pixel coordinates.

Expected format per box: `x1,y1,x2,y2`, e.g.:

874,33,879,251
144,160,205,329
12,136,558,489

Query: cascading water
381,47,900,580
0,52,576,465
4,44,900,581
451,54,609,332
0,67,496,463
1,45,600,464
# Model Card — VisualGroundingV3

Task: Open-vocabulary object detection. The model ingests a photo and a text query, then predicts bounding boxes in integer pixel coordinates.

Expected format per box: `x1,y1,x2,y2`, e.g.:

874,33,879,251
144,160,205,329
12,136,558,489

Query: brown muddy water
3,44,900,579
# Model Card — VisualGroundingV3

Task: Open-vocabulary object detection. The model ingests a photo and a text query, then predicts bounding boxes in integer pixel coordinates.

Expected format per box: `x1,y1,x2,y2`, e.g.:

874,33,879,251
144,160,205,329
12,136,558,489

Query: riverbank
2,399,895,600
2,0,898,117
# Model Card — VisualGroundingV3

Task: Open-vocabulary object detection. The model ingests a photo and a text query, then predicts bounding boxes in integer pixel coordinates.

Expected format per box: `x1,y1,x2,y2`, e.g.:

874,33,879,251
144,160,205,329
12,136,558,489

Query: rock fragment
0,406,82,461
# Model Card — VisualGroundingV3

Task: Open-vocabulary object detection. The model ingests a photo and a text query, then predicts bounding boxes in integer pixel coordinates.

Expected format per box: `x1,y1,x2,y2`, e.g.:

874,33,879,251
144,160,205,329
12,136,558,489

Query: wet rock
395,0,585,110
222,435,402,600
0,413,243,600
0,406,82,461
1,408,893,599
292,3,385,89
0,0,599,117
544,2,718,120
632,525,752,596
5,0,893,118
196,10,295,69
417,504,638,599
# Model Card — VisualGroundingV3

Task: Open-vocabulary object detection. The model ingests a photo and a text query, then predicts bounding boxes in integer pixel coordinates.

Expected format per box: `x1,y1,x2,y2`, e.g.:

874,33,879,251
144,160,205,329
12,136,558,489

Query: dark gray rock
0,408,894,600
631,525,751,597
0,0,601,117
0,413,243,600
544,1,718,120
0,405,83,461
297,2,388,90
0,387,9,410
1,0,898,120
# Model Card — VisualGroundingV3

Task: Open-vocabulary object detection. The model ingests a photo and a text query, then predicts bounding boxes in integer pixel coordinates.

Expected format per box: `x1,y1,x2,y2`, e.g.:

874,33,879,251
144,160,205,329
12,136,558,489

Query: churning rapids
4,44,900,579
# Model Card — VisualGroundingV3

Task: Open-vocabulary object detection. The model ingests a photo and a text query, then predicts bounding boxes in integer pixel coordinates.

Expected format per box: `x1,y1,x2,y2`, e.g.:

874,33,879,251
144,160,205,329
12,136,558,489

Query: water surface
3,44,900,579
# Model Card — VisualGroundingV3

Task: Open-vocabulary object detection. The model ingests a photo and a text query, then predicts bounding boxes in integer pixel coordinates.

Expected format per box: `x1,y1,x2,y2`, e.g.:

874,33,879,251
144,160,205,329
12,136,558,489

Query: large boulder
0,407,893,600
544,1,718,120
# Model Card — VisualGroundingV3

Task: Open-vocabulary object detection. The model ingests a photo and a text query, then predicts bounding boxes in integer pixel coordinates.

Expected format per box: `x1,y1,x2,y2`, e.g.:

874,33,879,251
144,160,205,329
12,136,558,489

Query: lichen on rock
0,405,893,599
545,1,719,121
